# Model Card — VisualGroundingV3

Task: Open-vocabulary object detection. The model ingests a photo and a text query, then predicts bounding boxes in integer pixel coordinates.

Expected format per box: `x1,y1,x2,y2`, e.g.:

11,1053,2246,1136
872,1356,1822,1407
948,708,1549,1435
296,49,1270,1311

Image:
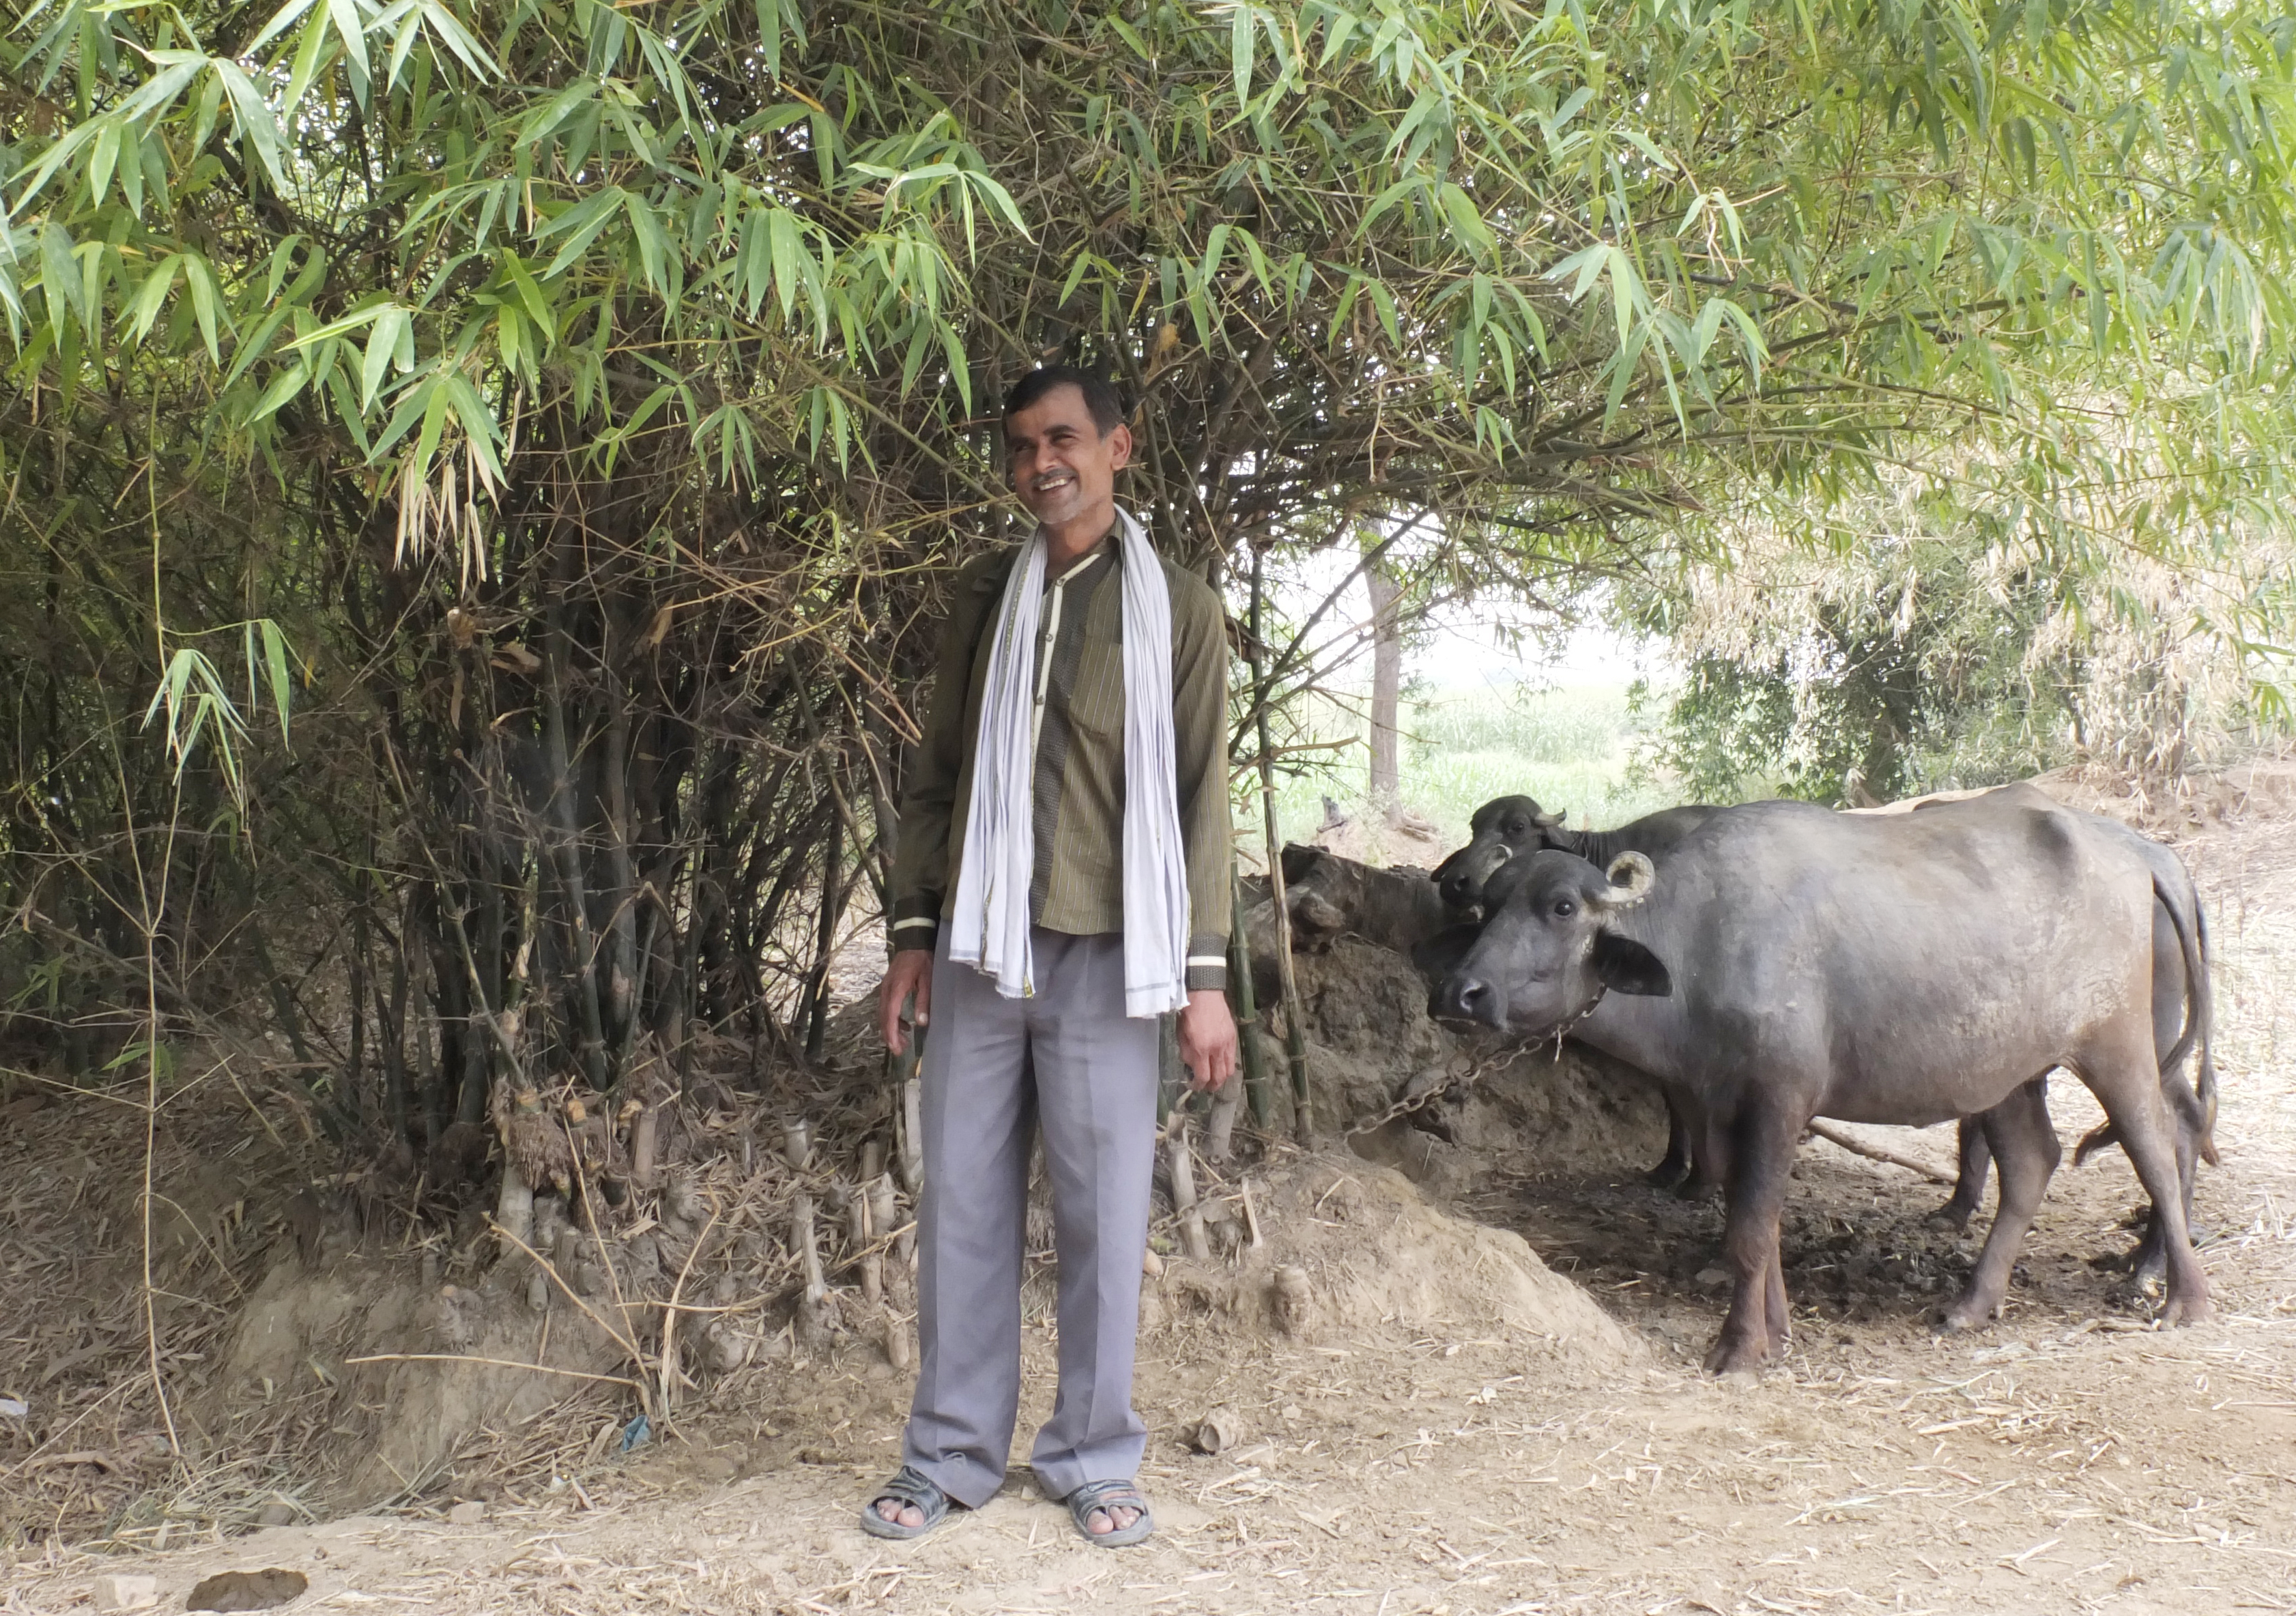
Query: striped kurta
887,533,1233,991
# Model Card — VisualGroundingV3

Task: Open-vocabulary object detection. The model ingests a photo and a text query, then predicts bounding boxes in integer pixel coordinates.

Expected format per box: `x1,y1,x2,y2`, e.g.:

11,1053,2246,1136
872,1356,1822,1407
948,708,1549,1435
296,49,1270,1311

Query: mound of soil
1147,1159,1643,1372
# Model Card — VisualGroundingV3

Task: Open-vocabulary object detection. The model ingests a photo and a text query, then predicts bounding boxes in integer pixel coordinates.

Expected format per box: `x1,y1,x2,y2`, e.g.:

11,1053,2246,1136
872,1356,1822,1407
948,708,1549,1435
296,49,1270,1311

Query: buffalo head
1437,850,1671,1033
1432,794,1567,914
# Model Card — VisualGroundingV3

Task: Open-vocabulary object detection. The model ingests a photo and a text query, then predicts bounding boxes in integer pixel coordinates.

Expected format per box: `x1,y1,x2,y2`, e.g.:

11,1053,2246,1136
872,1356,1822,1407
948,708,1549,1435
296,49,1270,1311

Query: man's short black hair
1003,366,1127,435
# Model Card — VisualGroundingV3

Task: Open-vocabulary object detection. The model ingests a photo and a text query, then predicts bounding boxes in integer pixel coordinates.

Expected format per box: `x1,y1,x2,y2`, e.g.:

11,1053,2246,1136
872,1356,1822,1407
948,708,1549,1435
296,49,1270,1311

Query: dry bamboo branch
345,1354,644,1391
657,1193,721,1417
1805,1120,1956,1185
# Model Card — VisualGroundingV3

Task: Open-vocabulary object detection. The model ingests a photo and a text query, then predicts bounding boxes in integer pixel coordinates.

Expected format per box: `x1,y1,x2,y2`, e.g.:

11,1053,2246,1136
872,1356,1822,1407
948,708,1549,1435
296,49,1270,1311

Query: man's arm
1169,568,1233,991
887,562,999,955
1169,567,1239,1091
880,561,994,1053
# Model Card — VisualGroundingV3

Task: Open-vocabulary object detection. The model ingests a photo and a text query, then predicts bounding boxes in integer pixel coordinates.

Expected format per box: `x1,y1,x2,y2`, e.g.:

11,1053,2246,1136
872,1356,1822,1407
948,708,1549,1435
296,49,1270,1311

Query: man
863,366,1239,1548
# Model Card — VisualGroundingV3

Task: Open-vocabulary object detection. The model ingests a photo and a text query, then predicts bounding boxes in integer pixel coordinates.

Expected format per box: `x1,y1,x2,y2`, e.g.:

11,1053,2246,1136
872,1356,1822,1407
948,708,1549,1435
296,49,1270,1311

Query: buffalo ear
1280,843,1327,885
1592,931,1671,996
1411,921,1483,986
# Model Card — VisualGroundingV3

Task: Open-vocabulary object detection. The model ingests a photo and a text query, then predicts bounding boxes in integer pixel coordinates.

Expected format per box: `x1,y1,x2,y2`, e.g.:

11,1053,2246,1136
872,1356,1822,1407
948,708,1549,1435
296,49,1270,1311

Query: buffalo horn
1592,852,1656,910
1534,809,1566,828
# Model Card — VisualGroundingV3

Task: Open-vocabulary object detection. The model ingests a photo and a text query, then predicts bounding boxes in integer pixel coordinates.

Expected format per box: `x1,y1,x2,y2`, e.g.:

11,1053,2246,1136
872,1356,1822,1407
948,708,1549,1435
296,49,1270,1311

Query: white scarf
947,508,1190,1017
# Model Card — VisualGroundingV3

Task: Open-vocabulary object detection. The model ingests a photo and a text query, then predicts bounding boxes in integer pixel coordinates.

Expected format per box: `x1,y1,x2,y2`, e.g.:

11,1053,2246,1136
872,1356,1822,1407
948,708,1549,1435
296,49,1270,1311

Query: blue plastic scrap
618,1413,651,1454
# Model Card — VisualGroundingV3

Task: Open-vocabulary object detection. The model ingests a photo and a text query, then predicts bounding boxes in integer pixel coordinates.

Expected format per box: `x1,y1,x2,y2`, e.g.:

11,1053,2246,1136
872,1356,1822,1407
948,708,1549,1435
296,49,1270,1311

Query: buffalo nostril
1448,979,1488,1014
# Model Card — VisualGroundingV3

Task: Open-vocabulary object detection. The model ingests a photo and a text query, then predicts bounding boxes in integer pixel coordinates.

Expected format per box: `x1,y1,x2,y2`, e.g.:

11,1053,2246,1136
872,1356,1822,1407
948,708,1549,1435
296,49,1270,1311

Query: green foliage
5,0,2296,1116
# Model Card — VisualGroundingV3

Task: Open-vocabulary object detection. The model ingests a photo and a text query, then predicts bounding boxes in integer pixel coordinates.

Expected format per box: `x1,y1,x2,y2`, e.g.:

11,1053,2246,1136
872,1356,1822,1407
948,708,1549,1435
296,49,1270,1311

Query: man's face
1005,385,1131,530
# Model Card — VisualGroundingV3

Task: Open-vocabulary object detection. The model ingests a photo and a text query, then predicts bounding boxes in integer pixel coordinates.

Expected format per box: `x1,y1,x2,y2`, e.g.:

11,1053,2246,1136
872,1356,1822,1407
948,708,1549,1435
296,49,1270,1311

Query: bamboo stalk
1168,1119,1210,1263
1156,1009,1182,1126
1205,1071,1243,1164
1248,545,1313,1141
850,1183,879,1305
794,1193,826,1304
1227,864,1272,1129
900,1055,925,1200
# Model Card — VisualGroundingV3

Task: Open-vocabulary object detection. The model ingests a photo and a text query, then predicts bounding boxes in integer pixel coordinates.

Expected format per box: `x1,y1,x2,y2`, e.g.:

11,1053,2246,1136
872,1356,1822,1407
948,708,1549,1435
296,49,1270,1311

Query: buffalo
1437,792,2211,1372
1437,790,2220,1274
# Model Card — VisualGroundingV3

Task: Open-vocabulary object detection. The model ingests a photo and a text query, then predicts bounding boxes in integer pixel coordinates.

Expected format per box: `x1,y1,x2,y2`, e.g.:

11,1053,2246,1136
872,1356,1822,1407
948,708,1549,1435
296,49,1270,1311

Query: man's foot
1063,1478,1154,1547
859,1465,950,1540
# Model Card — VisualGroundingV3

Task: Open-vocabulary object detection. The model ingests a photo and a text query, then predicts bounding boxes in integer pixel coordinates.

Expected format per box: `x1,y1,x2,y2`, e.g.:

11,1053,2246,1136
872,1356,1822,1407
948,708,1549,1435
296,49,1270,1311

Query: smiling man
864,366,1237,1548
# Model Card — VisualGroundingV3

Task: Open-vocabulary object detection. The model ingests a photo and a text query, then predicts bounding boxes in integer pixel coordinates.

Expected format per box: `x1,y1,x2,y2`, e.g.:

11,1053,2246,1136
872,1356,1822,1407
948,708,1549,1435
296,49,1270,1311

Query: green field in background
1244,679,1688,860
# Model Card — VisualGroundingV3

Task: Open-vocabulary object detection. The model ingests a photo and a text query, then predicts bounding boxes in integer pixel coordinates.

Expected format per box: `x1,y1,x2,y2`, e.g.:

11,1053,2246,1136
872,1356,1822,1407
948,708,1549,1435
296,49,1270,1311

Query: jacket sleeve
886,563,992,955
1170,569,1234,992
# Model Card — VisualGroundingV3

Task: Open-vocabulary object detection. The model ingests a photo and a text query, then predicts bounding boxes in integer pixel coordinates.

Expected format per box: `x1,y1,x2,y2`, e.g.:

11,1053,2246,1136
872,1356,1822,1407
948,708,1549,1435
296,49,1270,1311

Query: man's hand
880,949,934,1056
1177,988,1239,1092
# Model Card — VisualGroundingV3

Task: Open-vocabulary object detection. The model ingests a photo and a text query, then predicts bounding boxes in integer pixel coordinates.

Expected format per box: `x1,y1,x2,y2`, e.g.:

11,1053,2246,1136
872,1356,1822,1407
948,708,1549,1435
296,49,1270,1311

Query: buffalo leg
1942,1080,2058,1331
2078,1028,2212,1325
2128,897,2212,1286
1704,1102,1798,1375
1927,1119,1992,1230
1646,1091,1695,1189
2127,1078,2203,1289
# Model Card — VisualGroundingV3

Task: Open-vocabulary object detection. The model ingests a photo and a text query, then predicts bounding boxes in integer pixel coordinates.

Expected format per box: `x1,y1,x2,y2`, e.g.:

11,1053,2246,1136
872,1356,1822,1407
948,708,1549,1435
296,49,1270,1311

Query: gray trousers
900,928,1160,1507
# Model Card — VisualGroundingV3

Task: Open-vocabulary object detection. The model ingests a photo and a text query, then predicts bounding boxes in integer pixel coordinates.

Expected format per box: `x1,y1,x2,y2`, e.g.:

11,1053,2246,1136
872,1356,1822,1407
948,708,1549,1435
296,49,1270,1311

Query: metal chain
1342,1047,1508,1138
1339,989,1609,1140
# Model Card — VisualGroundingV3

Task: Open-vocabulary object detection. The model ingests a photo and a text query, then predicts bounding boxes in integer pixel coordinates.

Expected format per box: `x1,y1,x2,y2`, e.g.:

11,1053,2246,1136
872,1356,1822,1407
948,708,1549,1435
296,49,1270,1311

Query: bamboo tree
1249,545,1314,1141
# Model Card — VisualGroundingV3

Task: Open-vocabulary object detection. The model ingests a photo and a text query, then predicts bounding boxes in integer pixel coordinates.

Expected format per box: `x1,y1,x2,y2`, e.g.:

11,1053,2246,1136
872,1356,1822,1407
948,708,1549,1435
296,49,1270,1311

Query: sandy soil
8,775,2296,1615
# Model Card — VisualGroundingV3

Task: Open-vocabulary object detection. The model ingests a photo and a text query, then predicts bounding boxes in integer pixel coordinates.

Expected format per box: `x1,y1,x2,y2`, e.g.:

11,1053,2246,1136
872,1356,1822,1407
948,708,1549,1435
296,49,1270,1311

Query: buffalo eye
1551,898,1576,918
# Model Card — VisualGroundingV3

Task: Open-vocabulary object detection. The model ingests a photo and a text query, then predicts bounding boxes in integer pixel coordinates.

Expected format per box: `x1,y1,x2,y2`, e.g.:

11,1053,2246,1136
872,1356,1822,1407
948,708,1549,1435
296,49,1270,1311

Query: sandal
859,1464,951,1540
1063,1477,1155,1548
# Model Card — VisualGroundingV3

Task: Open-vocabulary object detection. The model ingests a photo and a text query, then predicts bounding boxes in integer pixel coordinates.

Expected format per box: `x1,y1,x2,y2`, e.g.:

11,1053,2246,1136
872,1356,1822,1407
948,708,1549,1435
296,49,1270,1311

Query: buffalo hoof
1644,1156,1691,1192
2109,1269,2164,1310
1938,1297,1996,1333
1701,1331,1778,1376
1924,1198,1978,1233
2159,1290,2213,1327
1673,1172,1720,1203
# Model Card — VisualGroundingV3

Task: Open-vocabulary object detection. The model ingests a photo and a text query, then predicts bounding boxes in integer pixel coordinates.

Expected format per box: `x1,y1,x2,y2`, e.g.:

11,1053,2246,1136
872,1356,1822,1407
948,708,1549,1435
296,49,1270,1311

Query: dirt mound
2030,757,2296,836
212,1250,629,1507
1147,1159,1642,1371
1241,933,1671,1193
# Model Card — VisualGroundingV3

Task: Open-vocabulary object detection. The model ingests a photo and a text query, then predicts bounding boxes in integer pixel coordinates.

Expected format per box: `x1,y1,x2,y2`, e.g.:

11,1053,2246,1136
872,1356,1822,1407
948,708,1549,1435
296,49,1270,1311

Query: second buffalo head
1432,794,1566,914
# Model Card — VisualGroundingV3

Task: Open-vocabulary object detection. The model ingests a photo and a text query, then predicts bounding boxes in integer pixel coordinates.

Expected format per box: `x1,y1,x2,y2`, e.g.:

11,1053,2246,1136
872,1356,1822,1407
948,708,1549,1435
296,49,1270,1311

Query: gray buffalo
1871,786,2219,1284
1436,793,2211,1372
1432,794,1721,1189
1440,790,2220,1270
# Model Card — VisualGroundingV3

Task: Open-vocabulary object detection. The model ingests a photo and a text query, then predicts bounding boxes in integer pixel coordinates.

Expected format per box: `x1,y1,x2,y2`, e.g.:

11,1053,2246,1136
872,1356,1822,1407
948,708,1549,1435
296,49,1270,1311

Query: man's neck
1043,503,1119,571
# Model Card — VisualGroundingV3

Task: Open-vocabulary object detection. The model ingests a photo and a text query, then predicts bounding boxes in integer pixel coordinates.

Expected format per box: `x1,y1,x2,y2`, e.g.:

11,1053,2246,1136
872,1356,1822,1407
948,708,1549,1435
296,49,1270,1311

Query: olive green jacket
887,535,1233,990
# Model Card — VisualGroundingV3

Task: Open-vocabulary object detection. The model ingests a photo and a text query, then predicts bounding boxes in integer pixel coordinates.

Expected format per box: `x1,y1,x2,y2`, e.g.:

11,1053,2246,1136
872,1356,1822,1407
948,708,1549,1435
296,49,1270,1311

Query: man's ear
1107,421,1133,470
1591,930,1671,996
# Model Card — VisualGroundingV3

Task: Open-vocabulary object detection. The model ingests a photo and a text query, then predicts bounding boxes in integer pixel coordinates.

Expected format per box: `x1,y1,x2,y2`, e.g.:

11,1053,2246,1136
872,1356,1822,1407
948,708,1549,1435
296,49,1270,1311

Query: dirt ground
10,768,2296,1615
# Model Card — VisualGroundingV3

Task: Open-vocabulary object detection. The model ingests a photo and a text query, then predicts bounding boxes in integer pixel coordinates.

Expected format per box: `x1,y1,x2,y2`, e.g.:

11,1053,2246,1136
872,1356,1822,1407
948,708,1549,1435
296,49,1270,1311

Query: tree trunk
1366,546,1403,819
